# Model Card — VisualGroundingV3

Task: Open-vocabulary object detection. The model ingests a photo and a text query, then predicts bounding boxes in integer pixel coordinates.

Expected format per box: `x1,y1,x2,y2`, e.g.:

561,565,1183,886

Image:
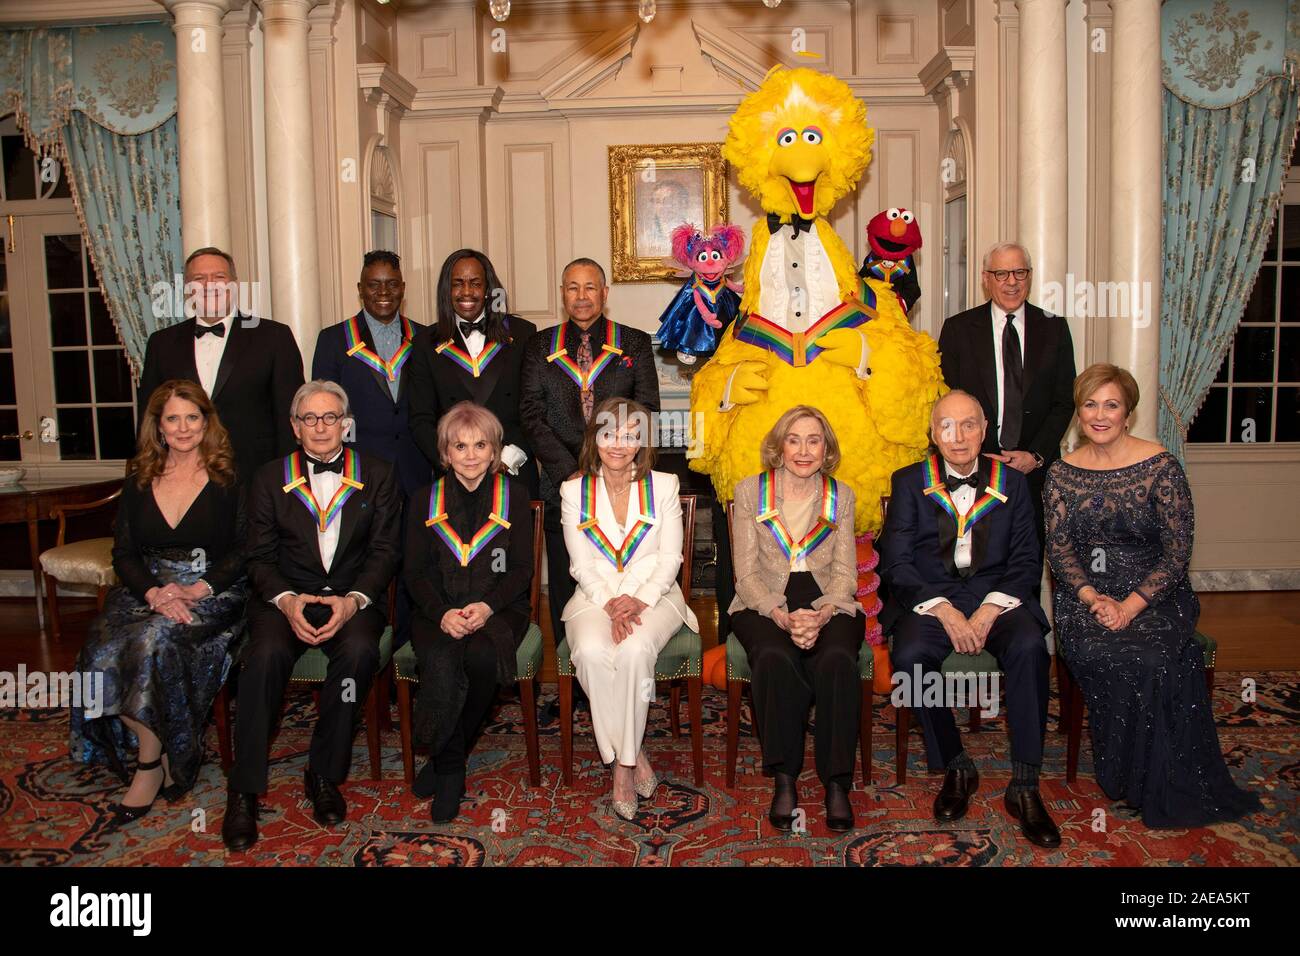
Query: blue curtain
0,23,180,378
1159,0,1300,457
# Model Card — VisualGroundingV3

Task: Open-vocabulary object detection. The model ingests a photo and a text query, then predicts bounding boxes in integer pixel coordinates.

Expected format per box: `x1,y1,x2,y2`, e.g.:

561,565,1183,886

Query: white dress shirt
990,302,1025,442
914,460,1021,617
459,311,528,475
193,314,234,396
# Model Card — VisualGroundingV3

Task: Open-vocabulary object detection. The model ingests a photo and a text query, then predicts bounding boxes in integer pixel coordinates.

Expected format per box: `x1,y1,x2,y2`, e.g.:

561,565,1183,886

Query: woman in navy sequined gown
1044,364,1260,828
70,380,248,820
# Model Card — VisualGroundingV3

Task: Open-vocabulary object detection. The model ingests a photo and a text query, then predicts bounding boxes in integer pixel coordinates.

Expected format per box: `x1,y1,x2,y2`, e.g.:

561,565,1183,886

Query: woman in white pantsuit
560,397,698,820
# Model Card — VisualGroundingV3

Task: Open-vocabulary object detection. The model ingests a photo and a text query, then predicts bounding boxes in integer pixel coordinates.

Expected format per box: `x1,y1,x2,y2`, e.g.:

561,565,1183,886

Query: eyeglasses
984,268,1031,282
295,412,344,427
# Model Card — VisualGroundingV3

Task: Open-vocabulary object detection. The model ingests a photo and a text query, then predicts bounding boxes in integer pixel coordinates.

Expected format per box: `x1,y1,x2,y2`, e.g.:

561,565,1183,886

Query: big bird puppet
690,66,944,658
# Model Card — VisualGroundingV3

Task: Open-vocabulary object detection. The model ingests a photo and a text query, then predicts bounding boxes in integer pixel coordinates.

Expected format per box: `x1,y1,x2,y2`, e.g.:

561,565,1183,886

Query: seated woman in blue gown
1044,363,1260,828
69,379,249,823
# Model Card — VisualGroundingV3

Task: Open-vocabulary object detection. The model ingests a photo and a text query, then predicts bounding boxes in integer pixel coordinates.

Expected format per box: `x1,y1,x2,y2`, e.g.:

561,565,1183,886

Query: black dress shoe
221,790,259,851
933,767,980,822
824,780,855,832
303,769,347,826
412,760,438,800
1004,789,1062,848
768,772,798,831
430,768,467,824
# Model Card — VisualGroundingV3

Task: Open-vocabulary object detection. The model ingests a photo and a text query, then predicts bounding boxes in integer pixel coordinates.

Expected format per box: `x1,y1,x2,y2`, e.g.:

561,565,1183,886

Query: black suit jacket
879,456,1048,634
311,313,431,496
138,315,304,483
519,316,660,507
938,301,1076,466
245,449,402,609
407,315,537,491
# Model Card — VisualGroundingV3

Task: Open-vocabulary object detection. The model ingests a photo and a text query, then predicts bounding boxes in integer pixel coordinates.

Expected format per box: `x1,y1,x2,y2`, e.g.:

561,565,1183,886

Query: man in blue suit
311,250,431,496
880,389,1059,848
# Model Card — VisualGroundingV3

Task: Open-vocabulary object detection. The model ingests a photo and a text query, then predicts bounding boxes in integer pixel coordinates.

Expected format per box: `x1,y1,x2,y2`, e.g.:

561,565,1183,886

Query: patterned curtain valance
1162,0,1300,108
0,22,176,149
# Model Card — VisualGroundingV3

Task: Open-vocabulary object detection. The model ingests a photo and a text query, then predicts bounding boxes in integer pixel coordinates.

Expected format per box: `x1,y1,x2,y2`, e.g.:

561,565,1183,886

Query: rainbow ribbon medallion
282,449,364,533
344,314,414,381
579,473,655,572
755,470,839,569
922,454,1007,538
436,338,503,378
734,291,876,368
546,321,623,390
425,473,511,567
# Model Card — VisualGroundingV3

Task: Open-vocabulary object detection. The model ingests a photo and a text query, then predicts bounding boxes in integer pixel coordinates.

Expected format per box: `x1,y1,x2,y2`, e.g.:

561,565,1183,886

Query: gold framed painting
609,143,729,282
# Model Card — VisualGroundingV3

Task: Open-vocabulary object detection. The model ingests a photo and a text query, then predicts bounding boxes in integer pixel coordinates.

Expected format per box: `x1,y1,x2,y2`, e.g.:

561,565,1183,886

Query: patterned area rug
1,674,1295,866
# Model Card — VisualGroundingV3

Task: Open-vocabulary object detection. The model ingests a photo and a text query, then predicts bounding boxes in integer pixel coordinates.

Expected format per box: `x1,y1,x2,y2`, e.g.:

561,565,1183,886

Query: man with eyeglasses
222,380,401,852
937,241,1075,561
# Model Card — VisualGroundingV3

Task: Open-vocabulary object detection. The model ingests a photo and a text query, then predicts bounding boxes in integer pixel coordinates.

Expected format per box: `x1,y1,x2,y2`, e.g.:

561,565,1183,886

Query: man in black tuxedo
311,250,430,496
937,241,1075,543
138,247,304,483
222,381,401,852
520,258,660,647
880,390,1060,848
408,248,537,497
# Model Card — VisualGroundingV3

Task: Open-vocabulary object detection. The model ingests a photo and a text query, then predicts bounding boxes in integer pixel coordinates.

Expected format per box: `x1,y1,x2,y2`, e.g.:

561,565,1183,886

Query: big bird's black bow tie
767,212,814,237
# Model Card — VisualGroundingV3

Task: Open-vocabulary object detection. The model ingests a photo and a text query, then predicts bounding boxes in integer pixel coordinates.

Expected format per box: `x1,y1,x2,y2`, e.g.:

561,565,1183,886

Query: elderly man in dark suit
138,247,304,483
937,241,1076,546
221,380,401,852
880,390,1058,848
520,258,660,648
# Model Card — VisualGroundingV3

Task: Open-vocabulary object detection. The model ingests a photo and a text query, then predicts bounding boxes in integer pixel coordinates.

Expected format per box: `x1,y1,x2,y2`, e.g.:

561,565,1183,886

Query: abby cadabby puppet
654,222,745,365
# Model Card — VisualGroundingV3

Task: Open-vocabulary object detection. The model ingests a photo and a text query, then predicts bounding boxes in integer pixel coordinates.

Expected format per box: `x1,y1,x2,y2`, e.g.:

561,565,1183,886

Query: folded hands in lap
603,595,648,644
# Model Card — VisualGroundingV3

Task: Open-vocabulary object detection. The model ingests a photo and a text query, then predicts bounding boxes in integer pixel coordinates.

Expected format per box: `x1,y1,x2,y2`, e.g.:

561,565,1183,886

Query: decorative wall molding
357,62,417,113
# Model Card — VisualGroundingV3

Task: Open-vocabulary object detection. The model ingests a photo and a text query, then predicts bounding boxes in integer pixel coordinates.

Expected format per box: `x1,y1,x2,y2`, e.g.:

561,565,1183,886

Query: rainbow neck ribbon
282,449,364,533
578,472,655,572
922,454,1008,538
692,274,726,305
756,470,839,568
546,320,622,390
345,314,414,382
425,473,511,567
862,255,912,284
734,289,876,368
436,337,503,378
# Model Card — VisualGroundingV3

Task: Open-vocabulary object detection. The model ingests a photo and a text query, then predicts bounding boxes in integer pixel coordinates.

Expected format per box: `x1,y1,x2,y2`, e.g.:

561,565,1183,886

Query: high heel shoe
633,768,659,799
110,758,165,823
611,797,639,821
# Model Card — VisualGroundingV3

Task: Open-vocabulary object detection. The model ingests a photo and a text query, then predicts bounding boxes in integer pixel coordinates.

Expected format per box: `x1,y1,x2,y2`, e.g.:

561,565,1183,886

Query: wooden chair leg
1065,666,1084,784
1204,667,1215,696
376,668,393,732
559,674,574,786
365,680,383,780
687,676,703,786
520,677,541,787
895,705,910,784
396,678,415,786
214,684,233,773
669,683,682,738
859,683,873,787
95,584,108,613
725,678,742,789
44,575,62,642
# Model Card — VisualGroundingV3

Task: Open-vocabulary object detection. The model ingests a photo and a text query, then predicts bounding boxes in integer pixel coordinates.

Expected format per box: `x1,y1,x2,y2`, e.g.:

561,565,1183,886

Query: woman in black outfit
405,400,534,822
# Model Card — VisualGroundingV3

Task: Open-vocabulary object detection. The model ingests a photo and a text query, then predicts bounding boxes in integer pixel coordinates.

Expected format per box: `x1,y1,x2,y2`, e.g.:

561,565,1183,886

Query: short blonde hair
577,397,656,480
759,405,841,475
1074,363,1139,415
437,401,504,473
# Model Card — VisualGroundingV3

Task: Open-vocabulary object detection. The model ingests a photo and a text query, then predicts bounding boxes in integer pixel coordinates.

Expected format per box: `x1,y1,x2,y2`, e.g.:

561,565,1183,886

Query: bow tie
307,455,344,475
944,473,979,492
194,323,226,339
458,317,487,337
767,212,814,238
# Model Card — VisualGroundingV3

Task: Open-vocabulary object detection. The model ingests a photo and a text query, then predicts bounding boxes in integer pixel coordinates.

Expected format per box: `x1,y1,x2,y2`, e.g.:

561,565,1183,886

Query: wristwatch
1031,451,1045,468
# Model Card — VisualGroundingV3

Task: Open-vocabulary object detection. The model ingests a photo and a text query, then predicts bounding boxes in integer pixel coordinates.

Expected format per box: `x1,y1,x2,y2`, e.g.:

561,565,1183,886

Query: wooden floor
3,590,1298,679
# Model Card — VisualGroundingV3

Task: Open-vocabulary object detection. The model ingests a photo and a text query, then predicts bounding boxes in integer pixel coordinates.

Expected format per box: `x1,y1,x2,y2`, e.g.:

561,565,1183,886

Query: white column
1107,0,1162,439
165,0,233,253
256,0,324,359
1015,0,1069,296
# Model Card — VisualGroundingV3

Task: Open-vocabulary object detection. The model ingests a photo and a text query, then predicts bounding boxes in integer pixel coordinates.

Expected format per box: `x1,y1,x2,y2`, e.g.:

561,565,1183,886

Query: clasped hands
773,605,833,650
1079,587,1145,632
934,601,1002,654
277,592,362,645
441,602,492,640
144,581,211,625
603,594,649,644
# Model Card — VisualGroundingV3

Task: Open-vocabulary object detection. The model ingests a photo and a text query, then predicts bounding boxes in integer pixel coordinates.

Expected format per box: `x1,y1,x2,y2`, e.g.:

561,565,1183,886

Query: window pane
1282,266,1300,322
0,353,13,405
0,242,7,292
1232,325,1276,383
1187,386,1228,443
0,409,18,461
52,350,90,404
1244,266,1276,323
2,134,35,201
49,292,87,346
92,349,132,403
56,407,93,460
88,291,116,345
97,406,136,460
44,234,83,290
1229,386,1273,443
1276,387,1300,442
0,294,9,349
1284,204,1300,262
1280,327,1300,383
41,156,70,199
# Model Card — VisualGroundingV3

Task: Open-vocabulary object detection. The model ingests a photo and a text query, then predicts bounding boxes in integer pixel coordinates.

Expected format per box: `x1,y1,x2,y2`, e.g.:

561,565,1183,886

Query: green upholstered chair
393,500,545,787
556,494,704,787
215,581,397,781
723,503,878,790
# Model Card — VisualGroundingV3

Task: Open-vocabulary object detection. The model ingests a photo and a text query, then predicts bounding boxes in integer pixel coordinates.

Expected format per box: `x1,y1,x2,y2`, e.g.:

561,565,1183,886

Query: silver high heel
611,797,639,821
634,769,659,799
